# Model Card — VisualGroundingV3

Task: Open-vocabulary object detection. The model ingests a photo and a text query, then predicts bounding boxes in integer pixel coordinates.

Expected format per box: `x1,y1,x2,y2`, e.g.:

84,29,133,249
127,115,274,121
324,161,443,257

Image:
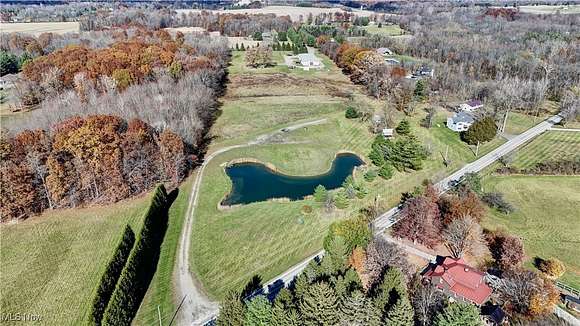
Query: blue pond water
222,153,364,206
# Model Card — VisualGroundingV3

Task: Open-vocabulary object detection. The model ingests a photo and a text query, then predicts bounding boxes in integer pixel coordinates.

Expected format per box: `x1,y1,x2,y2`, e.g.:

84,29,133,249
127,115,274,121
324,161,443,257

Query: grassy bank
481,175,580,288
0,196,150,325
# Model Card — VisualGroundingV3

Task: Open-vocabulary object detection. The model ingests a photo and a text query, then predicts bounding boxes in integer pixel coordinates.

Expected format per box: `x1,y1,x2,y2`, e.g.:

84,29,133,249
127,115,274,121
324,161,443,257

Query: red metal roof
425,257,492,305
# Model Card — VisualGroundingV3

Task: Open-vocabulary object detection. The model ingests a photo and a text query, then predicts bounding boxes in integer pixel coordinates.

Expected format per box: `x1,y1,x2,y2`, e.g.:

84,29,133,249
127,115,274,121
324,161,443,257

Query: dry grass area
0,22,79,35
519,4,580,14
177,6,375,21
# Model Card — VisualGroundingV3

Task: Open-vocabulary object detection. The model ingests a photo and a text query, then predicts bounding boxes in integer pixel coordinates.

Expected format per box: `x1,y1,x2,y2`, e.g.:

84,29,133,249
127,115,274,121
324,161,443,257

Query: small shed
382,128,394,138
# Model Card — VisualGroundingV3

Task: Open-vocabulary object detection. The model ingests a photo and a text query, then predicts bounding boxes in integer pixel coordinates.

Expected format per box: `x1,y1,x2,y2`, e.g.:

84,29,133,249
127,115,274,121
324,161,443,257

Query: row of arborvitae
89,184,177,326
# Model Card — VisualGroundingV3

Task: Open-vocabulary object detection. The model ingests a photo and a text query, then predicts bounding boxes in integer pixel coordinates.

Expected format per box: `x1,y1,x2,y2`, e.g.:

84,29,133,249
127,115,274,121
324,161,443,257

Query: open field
481,175,580,288
362,24,406,36
519,5,580,14
0,195,150,325
190,50,506,299
177,6,375,22
134,178,193,325
508,131,580,170
0,22,79,35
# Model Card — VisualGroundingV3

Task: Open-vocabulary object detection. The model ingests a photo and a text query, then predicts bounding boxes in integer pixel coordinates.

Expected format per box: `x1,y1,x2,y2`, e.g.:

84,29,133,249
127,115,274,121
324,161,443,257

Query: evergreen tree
396,120,412,135
299,282,339,325
461,116,497,145
414,79,428,101
369,147,386,167
324,236,349,273
271,288,301,326
373,267,406,314
345,106,360,119
235,43,239,51
434,303,482,326
253,31,263,41
216,291,245,326
314,185,327,202
378,163,394,179
339,291,382,326
385,297,415,326
245,295,273,326
240,43,246,51
335,190,349,209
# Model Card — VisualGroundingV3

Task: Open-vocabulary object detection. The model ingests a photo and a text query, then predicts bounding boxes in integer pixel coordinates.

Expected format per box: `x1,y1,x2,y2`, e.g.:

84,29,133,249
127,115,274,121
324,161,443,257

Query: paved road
175,119,327,325
194,114,562,325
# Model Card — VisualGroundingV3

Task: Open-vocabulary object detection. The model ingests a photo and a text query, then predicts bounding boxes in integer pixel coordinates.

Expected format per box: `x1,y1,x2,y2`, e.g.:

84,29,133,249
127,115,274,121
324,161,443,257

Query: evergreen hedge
89,225,136,326
102,184,178,326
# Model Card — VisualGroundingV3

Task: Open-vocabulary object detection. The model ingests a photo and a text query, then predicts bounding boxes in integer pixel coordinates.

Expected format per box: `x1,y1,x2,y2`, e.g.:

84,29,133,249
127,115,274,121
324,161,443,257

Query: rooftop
451,112,475,124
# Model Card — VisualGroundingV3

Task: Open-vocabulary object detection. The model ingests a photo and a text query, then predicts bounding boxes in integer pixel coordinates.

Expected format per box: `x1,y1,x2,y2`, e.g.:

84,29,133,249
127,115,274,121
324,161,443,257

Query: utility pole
501,110,509,133
475,141,480,157
158,305,162,326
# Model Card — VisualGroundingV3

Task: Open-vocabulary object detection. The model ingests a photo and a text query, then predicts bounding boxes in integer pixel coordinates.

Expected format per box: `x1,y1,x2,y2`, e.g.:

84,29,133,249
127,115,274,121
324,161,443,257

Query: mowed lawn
362,24,406,36
0,195,150,325
190,51,508,299
510,131,580,170
481,176,580,288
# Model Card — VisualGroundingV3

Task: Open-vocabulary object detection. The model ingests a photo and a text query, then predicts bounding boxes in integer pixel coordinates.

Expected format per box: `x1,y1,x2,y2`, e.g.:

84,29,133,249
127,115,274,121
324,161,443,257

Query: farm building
447,112,475,132
423,256,492,306
459,99,484,112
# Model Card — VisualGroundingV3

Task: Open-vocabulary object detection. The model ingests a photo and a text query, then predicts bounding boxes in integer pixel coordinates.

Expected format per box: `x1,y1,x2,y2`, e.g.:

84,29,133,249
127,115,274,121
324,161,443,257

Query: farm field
362,24,406,36
519,4,580,14
190,50,507,299
134,177,193,325
0,22,79,35
0,194,150,325
176,6,375,21
509,131,580,170
481,175,580,288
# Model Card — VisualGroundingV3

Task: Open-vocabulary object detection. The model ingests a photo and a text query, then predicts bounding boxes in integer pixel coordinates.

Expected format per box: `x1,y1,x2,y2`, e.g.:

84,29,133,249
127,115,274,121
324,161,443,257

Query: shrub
0,50,19,76
102,185,177,326
482,192,515,214
345,107,360,119
538,258,566,280
301,205,313,215
324,215,372,252
378,163,394,179
89,225,135,326
461,116,497,145
364,169,378,182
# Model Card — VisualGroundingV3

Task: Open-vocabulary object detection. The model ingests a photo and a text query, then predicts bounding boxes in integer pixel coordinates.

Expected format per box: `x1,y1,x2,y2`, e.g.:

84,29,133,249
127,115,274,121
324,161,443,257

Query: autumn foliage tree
486,230,525,271
392,195,441,248
499,269,560,319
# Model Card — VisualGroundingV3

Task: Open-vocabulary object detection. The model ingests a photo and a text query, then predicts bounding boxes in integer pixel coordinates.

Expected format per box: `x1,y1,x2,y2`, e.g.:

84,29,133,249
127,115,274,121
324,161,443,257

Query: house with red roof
423,256,492,306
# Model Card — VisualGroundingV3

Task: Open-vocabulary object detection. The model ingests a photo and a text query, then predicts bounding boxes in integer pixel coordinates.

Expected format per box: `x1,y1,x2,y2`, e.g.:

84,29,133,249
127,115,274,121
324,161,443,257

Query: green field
481,175,580,288
362,24,406,36
0,196,150,325
509,131,580,170
190,51,507,299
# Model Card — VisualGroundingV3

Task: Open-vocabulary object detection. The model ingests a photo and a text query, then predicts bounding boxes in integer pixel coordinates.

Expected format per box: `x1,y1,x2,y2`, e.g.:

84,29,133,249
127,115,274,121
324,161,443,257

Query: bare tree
442,216,485,259
410,280,445,326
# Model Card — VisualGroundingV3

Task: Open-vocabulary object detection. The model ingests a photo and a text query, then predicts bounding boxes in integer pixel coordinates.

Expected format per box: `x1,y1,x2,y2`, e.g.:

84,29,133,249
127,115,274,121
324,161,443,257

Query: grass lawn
0,195,150,325
190,51,507,299
509,131,580,170
481,175,580,288
134,177,193,325
362,24,406,36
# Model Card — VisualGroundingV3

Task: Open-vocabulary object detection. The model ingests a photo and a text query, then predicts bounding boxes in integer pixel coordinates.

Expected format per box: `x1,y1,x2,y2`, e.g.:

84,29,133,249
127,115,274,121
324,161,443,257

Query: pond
221,153,364,206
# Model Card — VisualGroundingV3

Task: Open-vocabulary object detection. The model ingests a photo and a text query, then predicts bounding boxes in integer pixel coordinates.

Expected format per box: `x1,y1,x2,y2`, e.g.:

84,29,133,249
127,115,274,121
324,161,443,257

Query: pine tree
385,296,414,326
314,185,327,202
216,291,245,326
271,288,301,326
434,303,481,326
335,190,349,209
396,119,411,135
339,291,382,326
235,43,239,51
240,43,246,51
324,236,349,273
245,295,273,326
414,79,428,101
378,163,394,179
299,282,339,325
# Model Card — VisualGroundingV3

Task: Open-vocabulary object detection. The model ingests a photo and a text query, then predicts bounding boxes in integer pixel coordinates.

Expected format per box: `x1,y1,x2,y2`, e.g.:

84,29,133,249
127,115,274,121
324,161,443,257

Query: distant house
382,128,394,138
297,53,322,70
481,305,507,325
412,66,434,78
376,47,393,56
459,100,484,113
447,112,475,132
423,256,492,306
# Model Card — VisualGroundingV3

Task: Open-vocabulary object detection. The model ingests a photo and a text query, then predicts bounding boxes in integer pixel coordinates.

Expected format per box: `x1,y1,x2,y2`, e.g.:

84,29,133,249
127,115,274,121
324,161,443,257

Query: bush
538,258,566,280
89,225,135,326
324,215,372,253
461,116,497,145
345,107,360,119
0,50,19,76
364,169,378,182
482,192,515,214
301,205,313,215
378,163,394,179
102,184,177,326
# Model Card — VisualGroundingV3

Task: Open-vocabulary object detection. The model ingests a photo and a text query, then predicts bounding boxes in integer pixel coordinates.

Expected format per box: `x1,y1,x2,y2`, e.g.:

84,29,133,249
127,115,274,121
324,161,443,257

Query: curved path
175,119,328,325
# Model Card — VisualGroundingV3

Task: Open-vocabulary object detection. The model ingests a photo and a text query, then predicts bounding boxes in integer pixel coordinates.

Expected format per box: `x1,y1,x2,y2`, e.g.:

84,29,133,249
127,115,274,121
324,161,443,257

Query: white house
447,112,475,132
297,53,322,70
459,100,483,113
376,47,393,56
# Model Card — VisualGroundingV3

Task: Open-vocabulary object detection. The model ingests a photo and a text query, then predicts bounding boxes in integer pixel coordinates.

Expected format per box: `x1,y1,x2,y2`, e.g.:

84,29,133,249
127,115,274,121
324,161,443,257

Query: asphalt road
191,114,562,325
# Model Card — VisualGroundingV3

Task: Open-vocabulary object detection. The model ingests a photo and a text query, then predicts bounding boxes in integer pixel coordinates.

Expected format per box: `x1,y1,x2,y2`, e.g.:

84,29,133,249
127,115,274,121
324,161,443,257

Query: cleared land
190,51,506,299
519,5,580,14
509,131,580,169
481,176,580,288
0,22,79,35
0,195,149,325
361,24,406,36
177,6,375,22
